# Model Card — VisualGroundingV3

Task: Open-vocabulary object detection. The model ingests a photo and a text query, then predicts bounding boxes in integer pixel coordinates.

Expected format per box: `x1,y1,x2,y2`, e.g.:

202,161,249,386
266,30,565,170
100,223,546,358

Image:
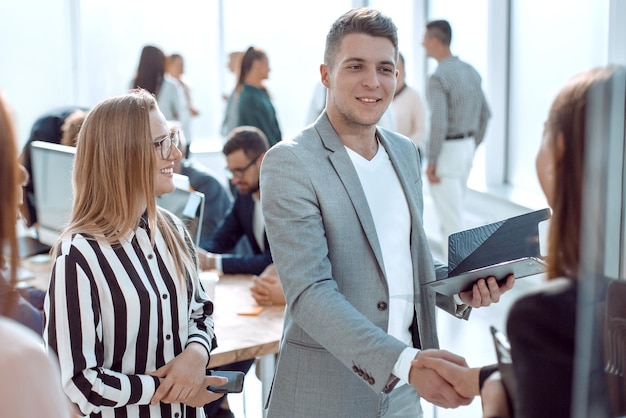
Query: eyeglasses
153,130,180,160
226,154,261,178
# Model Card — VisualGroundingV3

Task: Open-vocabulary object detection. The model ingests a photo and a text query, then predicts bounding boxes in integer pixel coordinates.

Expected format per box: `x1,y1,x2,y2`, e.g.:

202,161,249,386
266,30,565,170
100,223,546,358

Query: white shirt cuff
392,347,420,385
453,293,463,305
214,254,223,272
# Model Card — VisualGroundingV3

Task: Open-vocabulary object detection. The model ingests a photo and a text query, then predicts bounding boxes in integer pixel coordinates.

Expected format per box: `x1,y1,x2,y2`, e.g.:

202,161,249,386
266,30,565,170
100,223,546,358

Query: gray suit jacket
260,113,468,417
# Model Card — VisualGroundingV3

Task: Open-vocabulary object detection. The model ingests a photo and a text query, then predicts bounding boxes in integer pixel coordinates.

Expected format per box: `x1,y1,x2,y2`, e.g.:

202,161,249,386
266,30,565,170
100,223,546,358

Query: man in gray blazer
260,8,513,418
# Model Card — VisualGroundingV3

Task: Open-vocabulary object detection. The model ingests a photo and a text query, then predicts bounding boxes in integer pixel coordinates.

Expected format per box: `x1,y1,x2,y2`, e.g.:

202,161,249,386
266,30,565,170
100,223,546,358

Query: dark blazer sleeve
506,280,576,418
200,193,272,275
182,161,233,242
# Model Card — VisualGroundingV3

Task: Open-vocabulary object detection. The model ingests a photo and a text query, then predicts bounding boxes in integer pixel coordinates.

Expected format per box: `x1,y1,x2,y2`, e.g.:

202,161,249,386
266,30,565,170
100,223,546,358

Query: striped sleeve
44,240,158,416
426,74,449,162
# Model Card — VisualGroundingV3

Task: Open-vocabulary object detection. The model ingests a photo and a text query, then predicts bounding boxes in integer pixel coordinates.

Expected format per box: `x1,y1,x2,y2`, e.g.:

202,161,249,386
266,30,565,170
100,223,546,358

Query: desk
209,274,284,417
19,256,284,417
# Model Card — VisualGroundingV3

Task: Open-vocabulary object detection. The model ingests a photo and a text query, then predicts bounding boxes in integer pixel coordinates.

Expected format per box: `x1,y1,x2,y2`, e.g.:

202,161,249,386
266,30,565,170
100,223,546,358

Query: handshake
409,349,478,408
410,350,509,417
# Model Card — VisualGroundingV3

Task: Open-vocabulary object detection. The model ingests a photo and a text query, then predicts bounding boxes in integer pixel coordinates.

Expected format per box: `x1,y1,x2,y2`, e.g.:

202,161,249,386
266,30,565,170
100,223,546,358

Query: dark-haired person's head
425,20,452,46
237,47,269,91
324,7,398,69
422,20,453,60
133,45,166,96
223,126,269,196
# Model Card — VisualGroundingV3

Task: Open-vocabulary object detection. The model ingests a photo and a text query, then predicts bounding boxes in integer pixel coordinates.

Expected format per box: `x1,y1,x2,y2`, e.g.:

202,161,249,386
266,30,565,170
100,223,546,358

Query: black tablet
423,256,546,296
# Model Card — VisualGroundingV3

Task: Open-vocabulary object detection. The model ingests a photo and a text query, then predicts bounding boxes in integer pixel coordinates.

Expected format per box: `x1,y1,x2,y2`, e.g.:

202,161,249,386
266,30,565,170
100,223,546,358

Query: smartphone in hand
208,370,245,393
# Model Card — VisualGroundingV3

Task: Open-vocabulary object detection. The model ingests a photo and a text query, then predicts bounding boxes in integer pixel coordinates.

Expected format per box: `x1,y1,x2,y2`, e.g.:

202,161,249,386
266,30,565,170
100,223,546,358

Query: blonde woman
44,89,226,417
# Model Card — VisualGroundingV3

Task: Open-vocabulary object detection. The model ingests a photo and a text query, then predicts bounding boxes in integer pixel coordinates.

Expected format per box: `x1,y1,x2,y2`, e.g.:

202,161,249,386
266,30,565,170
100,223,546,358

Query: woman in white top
44,89,226,418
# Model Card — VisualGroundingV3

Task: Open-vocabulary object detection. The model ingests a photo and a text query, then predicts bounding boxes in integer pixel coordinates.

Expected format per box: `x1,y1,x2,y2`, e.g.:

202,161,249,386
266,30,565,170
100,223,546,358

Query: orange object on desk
237,306,264,316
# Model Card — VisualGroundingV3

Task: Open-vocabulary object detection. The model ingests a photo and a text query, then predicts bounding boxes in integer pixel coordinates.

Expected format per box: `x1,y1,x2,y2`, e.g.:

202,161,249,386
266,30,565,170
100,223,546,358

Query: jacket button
368,376,375,385
377,301,388,311
352,365,359,373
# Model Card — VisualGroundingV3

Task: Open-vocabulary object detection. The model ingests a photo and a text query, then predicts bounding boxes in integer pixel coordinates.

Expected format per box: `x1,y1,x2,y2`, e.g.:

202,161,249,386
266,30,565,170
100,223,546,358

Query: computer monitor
30,141,76,247
30,143,204,248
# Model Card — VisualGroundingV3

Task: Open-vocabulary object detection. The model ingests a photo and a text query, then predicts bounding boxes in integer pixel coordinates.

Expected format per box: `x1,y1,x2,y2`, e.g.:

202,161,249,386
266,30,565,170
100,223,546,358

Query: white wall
0,0,76,145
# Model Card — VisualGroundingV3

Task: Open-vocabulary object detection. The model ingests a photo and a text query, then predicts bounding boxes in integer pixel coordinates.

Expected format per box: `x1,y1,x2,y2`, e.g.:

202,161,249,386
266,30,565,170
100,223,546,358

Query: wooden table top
209,274,284,368
19,256,284,369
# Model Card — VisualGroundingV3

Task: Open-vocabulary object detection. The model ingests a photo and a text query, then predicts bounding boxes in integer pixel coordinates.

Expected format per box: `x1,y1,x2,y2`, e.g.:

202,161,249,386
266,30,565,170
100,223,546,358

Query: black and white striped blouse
44,213,215,418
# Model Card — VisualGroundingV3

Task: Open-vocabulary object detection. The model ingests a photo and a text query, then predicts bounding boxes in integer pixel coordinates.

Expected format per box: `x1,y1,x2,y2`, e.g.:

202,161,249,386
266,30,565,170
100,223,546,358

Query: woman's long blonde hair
58,89,195,282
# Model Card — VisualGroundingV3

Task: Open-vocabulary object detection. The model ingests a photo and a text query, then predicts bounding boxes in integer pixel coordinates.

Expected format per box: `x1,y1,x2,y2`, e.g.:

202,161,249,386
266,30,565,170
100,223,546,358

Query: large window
80,0,222,143
508,0,610,194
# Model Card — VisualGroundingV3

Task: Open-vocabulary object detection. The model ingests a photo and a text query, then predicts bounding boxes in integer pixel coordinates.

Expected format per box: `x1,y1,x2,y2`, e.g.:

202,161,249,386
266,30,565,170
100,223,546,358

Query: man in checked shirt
422,20,491,260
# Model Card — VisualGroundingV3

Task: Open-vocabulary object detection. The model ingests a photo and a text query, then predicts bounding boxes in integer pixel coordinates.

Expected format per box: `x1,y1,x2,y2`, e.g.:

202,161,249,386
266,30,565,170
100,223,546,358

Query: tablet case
423,208,551,295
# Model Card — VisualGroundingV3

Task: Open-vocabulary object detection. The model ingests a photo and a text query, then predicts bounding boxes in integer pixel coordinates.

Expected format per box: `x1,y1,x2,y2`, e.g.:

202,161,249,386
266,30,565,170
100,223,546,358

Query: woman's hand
149,342,210,405
481,372,511,418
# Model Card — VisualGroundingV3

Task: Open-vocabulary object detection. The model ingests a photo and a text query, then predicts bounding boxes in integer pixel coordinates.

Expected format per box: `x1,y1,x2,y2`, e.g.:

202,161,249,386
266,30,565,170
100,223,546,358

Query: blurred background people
235,47,282,147
166,53,198,146
221,51,244,138
423,20,491,260
197,126,273,276
391,52,426,160
173,129,247,251
132,45,186,134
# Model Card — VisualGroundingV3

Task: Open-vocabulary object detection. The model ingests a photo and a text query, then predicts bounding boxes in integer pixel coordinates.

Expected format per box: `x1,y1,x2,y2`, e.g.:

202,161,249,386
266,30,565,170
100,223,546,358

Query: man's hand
413,355,480,398
149,343,209,405
459,275,515,308
426,163,440,183
409,349,473,408
250,264,285,306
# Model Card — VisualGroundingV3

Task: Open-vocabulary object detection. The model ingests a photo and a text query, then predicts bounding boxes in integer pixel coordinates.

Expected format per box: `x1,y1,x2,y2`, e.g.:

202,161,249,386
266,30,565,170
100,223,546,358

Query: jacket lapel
314,114,387,278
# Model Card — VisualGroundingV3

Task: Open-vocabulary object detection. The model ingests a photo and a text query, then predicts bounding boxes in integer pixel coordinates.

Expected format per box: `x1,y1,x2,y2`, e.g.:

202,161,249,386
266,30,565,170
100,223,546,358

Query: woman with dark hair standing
133,45,167,96
235,46,282,146
133,45,183,127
